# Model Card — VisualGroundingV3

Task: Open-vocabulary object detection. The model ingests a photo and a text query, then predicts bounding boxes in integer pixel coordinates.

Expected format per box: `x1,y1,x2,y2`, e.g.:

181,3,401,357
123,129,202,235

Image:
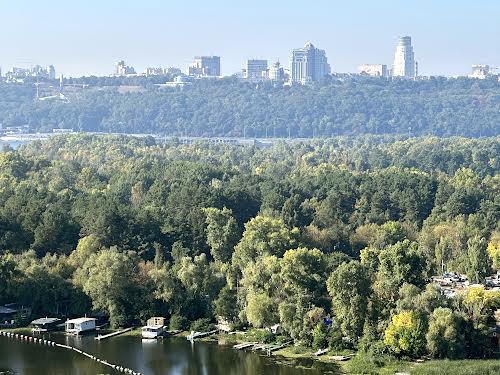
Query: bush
312,323,328,349
190,318,215,332
345,351,399,374
169,314,189,331
253,329,275,344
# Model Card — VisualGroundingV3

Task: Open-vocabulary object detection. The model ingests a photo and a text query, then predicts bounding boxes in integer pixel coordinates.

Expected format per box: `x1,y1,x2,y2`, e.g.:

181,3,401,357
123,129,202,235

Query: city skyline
0,0,499,77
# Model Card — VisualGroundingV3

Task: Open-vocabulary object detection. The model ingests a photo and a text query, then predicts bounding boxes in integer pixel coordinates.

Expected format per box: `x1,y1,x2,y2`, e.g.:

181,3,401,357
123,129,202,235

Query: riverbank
199,331,500,375
4,327,499,374
343,358,500,375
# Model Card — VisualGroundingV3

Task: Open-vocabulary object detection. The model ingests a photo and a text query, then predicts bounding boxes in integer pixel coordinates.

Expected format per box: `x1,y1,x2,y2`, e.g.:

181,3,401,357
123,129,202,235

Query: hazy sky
1,0,499,77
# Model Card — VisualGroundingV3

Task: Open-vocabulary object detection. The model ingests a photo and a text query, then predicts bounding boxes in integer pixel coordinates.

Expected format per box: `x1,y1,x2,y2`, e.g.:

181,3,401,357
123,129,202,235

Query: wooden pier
313,348,328,356
95,327,133,340
232,340,292,356
186,329,218,341
233,342,258,350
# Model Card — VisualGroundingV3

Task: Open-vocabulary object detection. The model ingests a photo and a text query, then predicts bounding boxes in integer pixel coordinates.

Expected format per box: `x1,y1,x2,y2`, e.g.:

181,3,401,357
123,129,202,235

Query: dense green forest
1,76,500,136
0,135,499,367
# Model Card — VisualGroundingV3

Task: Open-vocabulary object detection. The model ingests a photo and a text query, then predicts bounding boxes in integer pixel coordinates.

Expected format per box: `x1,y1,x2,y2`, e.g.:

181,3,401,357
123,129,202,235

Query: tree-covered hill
1,76,499,137
0,135,499,365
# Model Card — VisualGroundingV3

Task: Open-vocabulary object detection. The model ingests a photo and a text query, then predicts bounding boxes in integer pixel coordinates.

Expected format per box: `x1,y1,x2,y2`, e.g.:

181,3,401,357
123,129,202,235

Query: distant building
165,67,182,76
157,75,194,89
145,67,165,76
5,65,56,82
392,36,417,78
290,42,330,84
144,67,182,77
48,65,56,80
188,56,221,77
359,64,388,77
245,59,268,81
469,65,492,79
115,60,136,76
268,61,285,81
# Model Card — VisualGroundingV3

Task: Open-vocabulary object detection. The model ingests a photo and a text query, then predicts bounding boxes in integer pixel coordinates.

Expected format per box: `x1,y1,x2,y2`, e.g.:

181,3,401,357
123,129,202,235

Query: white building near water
141,317,166,339
65,317,97,335
392,36,417,78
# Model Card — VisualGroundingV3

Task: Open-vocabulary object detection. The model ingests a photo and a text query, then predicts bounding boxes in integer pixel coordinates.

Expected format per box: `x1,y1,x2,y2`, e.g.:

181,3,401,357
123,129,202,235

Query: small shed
0,306,17,326
147,317,165,327
31,317,61,332
65,317,97,335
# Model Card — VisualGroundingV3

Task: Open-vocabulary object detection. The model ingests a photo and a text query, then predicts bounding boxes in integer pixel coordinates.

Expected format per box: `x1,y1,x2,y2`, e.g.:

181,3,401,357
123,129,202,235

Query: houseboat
65,317,97,335
31,317,62,333
141,317,166,339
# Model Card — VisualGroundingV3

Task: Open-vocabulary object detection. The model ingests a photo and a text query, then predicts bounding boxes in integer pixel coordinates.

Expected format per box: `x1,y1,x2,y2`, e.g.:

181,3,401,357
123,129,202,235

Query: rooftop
31,317,61,325
66,317,96,324
0,306,17,314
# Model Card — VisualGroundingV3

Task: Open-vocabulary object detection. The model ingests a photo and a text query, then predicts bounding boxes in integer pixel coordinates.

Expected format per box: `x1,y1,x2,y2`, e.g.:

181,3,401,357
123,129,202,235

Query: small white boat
141,325,165,339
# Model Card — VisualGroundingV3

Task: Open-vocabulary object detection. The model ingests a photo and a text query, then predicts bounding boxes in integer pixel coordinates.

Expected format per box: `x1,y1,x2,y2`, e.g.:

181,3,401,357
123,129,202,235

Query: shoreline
4,327,499,374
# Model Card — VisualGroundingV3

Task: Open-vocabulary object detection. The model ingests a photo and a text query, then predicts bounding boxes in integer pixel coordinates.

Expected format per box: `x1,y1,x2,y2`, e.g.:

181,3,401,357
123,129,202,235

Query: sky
0,0,499,77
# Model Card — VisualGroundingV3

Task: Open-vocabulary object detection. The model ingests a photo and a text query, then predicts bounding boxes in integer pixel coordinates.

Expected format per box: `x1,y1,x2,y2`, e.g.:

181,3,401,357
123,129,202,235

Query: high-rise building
268,61,285,81
48,65,56,80
359,64,388,77
290,42,330,84
115,60,136,76
188,56,221,77
469,65,491,79
5,65,56,82
245,59,268,81
392,36,417,78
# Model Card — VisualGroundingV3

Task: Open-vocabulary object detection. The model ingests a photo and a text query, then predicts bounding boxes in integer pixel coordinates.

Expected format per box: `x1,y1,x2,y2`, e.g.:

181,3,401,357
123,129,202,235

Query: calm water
0,333,339,375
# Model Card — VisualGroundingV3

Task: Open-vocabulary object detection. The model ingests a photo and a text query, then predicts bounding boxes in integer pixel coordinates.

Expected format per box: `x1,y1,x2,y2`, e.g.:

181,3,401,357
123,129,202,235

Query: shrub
190,318,215,332
312,323,328,349
169,314,189,330
253,329,275,344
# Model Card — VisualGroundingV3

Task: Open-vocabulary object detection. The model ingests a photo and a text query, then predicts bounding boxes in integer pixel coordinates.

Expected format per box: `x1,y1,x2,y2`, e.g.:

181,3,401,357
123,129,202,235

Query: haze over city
1,0,499,77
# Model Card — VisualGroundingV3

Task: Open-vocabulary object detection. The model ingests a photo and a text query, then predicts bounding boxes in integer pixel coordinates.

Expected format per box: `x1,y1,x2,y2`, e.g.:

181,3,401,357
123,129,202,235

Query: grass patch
342,353,411,375
343,355,500,375
409,360,500,375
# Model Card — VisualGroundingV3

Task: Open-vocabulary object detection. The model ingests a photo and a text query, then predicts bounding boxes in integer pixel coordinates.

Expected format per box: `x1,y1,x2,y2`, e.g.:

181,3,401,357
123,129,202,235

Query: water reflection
0,333,340,375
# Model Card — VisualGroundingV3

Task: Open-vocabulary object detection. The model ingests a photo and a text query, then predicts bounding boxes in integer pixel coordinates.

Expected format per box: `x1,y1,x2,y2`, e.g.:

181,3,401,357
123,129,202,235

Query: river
0,333,340,375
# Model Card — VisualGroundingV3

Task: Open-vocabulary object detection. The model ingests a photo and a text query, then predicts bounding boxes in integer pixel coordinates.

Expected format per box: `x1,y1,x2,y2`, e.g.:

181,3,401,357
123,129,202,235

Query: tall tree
426,307,466,359
327,261,371,341
203,207,239,263
466,236,491,284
